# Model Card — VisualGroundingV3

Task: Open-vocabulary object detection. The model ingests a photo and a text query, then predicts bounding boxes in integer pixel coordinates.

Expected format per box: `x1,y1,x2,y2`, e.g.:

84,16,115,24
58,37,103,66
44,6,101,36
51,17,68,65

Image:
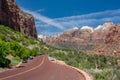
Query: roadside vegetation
0,25,39,67
0,25,120,80
40,47,120,80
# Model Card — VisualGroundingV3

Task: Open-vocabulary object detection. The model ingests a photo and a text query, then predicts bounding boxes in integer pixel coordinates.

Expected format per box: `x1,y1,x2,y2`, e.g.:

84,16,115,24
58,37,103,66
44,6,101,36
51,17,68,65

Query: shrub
0,57,11,67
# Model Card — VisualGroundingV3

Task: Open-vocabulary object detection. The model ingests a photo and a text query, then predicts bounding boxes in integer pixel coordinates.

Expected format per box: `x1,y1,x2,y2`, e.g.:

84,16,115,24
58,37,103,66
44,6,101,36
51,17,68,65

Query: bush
0,39,9,57
0,57,11,67
11,56,21,66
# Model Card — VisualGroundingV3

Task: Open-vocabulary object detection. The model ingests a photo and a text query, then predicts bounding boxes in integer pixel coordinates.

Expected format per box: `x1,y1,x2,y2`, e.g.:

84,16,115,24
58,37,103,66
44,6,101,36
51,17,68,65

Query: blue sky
16,0,120,35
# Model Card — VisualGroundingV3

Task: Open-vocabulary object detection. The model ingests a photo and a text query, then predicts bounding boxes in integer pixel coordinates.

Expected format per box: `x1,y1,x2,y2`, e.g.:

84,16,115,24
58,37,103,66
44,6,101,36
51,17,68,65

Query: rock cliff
0,0,37,39
48,22,113,49
48,22,120,55
93,24,120,55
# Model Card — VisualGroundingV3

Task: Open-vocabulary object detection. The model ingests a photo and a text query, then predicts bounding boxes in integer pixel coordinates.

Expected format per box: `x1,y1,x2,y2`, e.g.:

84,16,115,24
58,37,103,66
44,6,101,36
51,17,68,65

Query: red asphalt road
0,55,85,80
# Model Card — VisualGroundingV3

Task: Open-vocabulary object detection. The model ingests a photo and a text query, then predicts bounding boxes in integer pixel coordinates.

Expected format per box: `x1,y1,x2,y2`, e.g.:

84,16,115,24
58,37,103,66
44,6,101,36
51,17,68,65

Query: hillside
0,0,37,38
0,25,40,68
1,25,120,80
1,0,120,80
48,22,120,56
93,24,120,55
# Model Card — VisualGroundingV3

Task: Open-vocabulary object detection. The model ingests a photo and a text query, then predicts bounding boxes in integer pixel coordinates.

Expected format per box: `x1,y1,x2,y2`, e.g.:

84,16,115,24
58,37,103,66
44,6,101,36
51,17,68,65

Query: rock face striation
0,0,37,39
48,22,120,55
94,24,120,55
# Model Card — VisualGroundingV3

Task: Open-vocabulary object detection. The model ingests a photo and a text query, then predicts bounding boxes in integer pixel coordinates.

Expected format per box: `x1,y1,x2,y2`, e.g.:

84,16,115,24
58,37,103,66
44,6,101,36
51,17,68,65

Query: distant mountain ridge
0,0,37,38
47,22,120,55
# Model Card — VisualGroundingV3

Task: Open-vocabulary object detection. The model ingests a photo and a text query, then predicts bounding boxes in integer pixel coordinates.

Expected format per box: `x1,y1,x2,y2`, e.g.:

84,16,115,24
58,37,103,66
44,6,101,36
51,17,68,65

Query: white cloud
53,9,120,29
21,8,120,35
22,8,65,30
36,8,45,12
58,16,120,27
55,9,120,20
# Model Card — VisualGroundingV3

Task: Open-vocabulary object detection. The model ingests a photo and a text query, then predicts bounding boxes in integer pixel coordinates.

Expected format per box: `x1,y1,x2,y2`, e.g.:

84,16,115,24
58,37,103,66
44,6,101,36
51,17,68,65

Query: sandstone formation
48,22,120,55
94,24,120,55
0,0,37,39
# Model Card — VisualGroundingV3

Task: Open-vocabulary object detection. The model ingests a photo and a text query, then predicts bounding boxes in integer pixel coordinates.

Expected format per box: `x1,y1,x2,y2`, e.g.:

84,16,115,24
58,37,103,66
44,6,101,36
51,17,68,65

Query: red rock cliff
0,0,37,39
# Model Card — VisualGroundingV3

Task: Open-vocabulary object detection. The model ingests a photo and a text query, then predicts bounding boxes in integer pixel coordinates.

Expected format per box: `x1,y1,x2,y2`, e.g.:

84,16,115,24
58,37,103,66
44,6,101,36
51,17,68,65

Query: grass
0,25,41,67
40,47,120,80
1,24,120,80
11,57,21,66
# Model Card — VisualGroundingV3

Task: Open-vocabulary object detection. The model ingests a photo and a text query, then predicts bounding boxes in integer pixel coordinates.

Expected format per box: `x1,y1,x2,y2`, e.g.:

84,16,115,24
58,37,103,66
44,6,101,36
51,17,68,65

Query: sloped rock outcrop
94,24,120,55
0,0,37,39
48,22,120,55
48,22,114,49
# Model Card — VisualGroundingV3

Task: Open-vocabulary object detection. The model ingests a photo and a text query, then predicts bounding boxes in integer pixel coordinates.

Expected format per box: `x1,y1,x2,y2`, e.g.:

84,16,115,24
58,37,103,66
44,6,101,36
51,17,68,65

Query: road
0,55,86,80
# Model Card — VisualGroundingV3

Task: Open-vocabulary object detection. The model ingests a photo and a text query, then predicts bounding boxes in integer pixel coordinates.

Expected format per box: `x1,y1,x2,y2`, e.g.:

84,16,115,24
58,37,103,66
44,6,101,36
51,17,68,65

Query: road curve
0,55,86,80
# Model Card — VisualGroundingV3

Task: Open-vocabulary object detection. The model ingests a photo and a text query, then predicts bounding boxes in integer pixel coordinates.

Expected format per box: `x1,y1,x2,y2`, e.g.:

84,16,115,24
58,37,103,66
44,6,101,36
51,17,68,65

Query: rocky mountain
93,24,120,55
81,26,94,33
0,0,37,39
48,22,120,55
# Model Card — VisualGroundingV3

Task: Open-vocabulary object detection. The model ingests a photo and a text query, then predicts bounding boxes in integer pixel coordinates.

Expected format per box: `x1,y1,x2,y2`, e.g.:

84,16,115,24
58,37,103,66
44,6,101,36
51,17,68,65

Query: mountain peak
72,26,79,30
65,26,79,34
81,26,94,33
95,22,114,31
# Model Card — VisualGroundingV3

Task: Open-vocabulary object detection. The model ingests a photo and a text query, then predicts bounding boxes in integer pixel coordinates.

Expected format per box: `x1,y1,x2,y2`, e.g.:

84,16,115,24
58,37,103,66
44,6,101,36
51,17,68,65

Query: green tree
0,39,9,57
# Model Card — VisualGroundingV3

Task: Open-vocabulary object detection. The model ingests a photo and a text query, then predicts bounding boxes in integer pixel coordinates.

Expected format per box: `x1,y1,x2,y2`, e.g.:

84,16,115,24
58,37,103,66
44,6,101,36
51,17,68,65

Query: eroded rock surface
0,0,37,38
